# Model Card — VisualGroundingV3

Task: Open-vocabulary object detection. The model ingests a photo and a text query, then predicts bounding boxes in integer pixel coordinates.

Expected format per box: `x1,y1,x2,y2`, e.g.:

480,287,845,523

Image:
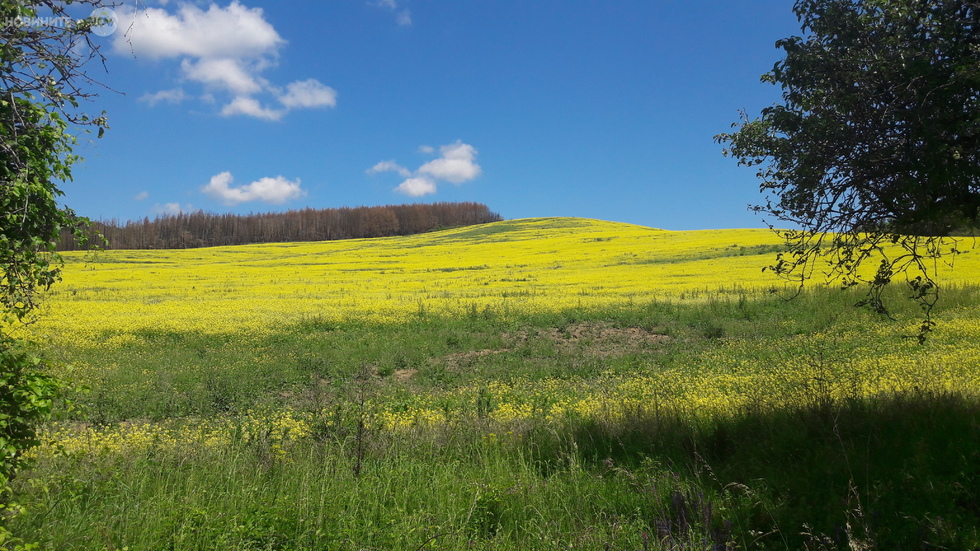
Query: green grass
614,242,792,266
10,285,980,550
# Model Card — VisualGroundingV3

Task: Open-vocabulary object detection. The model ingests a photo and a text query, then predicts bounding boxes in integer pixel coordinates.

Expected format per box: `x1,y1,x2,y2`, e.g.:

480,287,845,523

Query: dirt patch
393,368,418,381
434,322,670,369
513,321,669,344
510,322,670,357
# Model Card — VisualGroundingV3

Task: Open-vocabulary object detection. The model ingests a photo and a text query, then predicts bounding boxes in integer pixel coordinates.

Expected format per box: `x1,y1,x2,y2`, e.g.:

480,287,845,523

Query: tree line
57,202,503,250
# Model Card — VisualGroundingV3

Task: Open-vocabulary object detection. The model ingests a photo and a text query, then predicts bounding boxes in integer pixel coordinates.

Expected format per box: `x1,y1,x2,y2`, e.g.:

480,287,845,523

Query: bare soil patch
393,368,418,381
521,322,668,344
436,322,670,368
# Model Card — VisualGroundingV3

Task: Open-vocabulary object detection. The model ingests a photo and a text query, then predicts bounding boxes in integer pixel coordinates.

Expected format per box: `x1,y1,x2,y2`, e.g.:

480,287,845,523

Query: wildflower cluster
32,410,310,458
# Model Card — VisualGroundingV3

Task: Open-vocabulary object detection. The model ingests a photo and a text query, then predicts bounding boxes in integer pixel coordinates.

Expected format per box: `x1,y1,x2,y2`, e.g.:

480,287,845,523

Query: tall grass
9,285,980,549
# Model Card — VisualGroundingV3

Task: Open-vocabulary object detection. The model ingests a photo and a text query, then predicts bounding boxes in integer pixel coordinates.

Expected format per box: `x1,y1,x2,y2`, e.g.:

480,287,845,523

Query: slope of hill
37,217,979,346
16,217,980,550
41,218,768,339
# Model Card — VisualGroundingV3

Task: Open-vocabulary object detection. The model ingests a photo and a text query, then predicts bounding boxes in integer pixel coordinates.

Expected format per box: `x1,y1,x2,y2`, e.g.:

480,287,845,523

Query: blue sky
62,0,803,230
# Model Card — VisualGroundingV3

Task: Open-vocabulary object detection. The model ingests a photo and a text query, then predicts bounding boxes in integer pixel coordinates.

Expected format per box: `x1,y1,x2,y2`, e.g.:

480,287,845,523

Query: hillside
42,218,778,340
16,217,980,550
39,217,980,344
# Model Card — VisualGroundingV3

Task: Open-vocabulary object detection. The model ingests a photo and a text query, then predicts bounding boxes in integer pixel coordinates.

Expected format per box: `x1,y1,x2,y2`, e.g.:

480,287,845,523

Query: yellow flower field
26,217,980,348
22,217,980,459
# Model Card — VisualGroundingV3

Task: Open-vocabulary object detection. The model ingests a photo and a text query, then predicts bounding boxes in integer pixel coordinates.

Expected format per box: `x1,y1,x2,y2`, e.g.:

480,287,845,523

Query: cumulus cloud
418,142,482,183
367,160,412,178
114,1,283,60
395,176,437,197
220,97,284,121
202,171,306,205
277,79,338,109
134,191,150,201
181,57,266,95
370,141,482,197
116,2,336,120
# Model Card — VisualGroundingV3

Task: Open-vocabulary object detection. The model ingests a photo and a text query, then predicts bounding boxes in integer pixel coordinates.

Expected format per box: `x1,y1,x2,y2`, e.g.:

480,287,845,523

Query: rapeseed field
30,218,781,341
13,218,980,550
31,217,980,343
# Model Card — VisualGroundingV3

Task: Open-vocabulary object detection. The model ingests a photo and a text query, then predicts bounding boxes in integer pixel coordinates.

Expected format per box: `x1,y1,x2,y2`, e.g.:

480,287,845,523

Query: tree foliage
716,0,980,340
0,0,108,532
1,0,107,319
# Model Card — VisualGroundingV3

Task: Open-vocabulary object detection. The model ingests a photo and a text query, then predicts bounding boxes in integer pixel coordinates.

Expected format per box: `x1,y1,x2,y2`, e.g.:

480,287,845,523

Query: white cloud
417,141,482,183
395,176,437,197
114,2,284,61
115,2,336,121
277,79,338,109
181,57,266,95
371,141,481,196
367,160,411,178
202,171,306,205
139,88,189,106
220,97,284,121
397,10,412,26
134,191,150,201
417,145,434,154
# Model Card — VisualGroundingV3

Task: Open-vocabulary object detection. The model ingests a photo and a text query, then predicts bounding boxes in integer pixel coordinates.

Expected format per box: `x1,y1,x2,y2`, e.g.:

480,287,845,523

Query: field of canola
29,218,810,344
23,217,980,458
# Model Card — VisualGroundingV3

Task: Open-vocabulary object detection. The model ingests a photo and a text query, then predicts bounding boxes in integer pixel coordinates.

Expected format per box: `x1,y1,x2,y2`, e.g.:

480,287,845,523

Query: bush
0,336,65,523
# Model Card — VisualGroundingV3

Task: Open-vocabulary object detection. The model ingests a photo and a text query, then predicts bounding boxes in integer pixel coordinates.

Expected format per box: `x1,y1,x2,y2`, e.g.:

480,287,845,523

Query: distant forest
57,202,503,250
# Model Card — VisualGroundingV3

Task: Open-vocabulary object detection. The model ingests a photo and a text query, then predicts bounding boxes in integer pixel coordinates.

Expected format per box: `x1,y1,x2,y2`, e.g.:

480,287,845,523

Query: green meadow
9,220,980,550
